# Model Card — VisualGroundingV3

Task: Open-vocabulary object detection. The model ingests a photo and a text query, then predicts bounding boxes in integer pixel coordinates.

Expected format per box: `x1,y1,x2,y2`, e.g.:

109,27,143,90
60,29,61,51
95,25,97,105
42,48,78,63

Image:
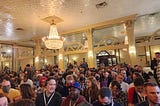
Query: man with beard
136,82,160,106
35,76,62,106
93,87,122,106
61,82,90,106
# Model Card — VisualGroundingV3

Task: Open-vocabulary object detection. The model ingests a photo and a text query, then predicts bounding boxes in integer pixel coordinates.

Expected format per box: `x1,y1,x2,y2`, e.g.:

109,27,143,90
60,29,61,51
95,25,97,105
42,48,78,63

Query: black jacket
135,101,149,106
35,91,62,106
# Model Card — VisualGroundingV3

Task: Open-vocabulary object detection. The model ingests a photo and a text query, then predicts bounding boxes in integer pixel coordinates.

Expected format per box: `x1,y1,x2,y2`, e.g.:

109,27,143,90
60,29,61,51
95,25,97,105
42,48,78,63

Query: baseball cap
39,76,47,83
69,82,81,90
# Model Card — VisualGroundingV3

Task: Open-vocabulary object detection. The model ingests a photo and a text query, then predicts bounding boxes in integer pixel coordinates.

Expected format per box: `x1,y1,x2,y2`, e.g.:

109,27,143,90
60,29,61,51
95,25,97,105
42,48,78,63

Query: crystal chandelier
42,16,64,49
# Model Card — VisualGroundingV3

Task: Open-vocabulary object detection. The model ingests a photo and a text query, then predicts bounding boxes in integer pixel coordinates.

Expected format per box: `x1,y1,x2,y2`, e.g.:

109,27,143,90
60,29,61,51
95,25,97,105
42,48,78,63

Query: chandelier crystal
42,16,64,49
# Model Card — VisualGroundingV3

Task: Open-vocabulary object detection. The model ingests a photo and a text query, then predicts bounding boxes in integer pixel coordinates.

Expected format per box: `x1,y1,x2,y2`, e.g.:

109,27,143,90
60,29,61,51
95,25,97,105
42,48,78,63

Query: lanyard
43,91,55,106
69,98,79,106
69,100,76,106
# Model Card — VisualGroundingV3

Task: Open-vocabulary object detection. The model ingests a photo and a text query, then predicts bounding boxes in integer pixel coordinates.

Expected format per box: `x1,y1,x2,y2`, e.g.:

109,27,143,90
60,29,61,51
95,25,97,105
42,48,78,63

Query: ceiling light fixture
42,15,64,49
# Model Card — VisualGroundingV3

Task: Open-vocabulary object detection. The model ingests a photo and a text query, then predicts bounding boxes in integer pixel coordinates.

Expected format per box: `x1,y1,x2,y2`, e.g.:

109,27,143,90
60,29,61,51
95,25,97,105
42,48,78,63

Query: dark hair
133,72,143,79
98,87,112,98
134,77,144,86
0,93,9,103
20,84,35,99
86,76,99,100
14,99,35,106
26,64,30,67
2,75,10,81
0,93,5,98
144,82,158,87
45,76,57,86
155,52,160,55
110,80,121,90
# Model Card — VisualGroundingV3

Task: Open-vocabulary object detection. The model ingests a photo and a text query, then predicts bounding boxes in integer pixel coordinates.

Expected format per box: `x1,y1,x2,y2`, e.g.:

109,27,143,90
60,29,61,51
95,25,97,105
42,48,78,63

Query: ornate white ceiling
0,0,160,41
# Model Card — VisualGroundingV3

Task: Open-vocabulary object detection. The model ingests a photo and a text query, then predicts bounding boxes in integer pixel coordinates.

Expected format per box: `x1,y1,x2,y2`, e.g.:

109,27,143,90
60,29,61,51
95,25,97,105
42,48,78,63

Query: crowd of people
0,60,160,106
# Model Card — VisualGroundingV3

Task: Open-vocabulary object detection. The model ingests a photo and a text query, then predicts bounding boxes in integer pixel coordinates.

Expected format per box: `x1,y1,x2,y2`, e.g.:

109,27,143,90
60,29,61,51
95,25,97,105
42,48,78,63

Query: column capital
125,20,134,29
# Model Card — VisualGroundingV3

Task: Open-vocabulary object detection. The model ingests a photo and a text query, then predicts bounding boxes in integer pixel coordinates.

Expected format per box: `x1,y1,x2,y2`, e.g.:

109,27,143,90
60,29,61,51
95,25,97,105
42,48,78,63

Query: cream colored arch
65,42,86,52
150,28,160,41
97,35,123,47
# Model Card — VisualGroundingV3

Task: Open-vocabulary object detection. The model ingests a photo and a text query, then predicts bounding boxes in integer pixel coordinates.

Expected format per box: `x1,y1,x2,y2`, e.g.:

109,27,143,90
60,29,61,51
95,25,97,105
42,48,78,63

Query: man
24,64,34,80
120,68,132,84
61,82,90,106
128,77,145,106
0,93,8,106
135,65,150,82
0,76,21,103
136,82,160,106
151,52,160,79
93,87,122,106
35,76,62,106
115,73,129,92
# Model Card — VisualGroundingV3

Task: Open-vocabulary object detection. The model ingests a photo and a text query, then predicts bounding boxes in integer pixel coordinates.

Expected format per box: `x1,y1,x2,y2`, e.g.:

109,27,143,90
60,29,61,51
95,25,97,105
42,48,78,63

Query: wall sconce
116,52,119,56
45,58,48,63
124,35,128,45
5,62,9,67
35,56,39,62
7,49,12,53
129,46,136,54
73,56,77,61
122,48,127,51
59,54,63,60
88,50,93,57
146,52,150,56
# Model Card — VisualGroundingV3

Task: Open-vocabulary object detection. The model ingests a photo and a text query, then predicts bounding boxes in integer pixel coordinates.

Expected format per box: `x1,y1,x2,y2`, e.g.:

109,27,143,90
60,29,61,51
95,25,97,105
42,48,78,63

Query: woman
110,80,128,106
20,84,35,100
129,72,143,88
82,76,98,104
100,71,112,87
14,99,35,106
12,84,35,106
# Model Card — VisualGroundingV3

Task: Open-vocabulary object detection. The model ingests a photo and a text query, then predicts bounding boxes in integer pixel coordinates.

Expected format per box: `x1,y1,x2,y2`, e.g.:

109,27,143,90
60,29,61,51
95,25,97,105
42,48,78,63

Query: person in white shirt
115,73,129,92
20,74,33,87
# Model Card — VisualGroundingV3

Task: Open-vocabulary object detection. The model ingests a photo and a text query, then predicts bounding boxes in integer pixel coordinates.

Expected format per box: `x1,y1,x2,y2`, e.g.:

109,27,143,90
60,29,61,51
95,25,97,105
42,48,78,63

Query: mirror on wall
0,44,12,71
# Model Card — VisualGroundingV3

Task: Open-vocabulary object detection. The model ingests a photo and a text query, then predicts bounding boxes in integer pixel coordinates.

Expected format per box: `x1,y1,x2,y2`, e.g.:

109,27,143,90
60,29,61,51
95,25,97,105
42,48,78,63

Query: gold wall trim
64,50,88,55
94,44,128,52
65,42,86,52
17,56,34,60
60,14,137,35
97,35,123,47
